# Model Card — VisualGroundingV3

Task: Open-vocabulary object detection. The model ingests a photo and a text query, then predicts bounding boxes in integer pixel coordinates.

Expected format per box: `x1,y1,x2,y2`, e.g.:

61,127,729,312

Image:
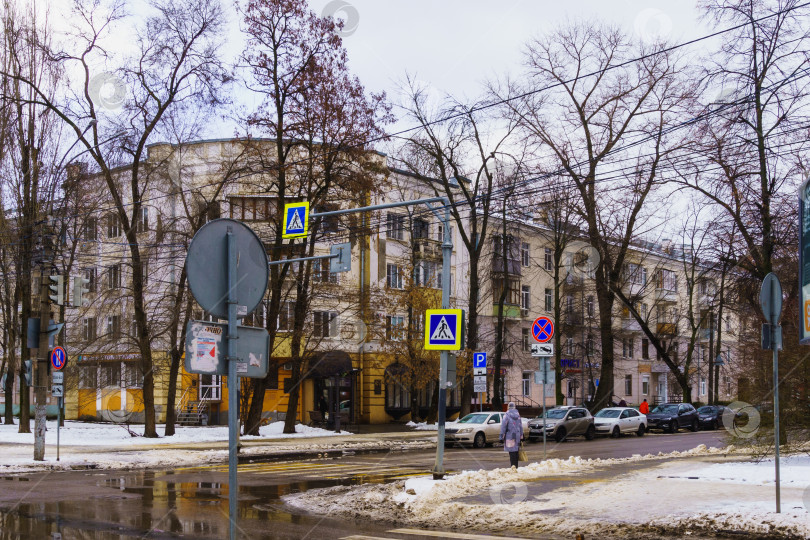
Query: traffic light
22,360,32,386
72,275,90,307
48,275,64,305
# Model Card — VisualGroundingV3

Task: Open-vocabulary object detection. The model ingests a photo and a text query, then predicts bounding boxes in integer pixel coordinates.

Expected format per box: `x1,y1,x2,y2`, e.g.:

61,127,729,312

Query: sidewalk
0,420,436,474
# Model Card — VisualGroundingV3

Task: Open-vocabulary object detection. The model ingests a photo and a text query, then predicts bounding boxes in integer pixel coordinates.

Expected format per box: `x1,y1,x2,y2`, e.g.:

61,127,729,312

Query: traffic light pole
34,275,52,461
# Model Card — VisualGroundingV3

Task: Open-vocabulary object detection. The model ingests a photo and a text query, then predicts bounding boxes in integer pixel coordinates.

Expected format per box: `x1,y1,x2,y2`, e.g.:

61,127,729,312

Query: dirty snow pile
405,421,438,431
283,444,810,539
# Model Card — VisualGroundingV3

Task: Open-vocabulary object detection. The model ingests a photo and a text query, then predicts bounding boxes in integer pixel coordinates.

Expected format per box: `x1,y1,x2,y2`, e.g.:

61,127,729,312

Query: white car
444,412,530,448
593,407,647,437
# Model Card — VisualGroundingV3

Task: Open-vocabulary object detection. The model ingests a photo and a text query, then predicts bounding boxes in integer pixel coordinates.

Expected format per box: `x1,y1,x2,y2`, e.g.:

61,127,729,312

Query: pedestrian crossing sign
424,309,464,350
282,202,309,238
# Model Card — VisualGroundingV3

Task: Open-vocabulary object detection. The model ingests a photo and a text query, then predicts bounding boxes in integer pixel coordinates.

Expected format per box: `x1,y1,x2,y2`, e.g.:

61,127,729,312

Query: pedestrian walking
639,399,649,415
318,394,328,420
499,402,524,469
618,398,627,407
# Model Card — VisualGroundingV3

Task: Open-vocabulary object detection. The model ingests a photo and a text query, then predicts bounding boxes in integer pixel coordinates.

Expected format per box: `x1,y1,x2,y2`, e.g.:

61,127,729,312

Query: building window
313,311,337,338
386,213,405,240
544,248,553,271
82,318,97,341
107,213,121,238
493,235,521,274
386,264,403,289
522,328,530,352
84,267,97,293
586,335,594,356
386,315,405,341
624,263,646,285
522,372,531,396
642,338,650,359
83,217,98,241
107,264,121,290
624,374,633,396
100,363,121,388
123,363,143,388
544,288,553,312
135,207,149,233
106,315,121,340
586,295,594,317
415,261,439,288
413,218,429,239
521,285,531,311
658,269,678,291
521,242,530,267
385,364,410,410
277,302,295,332
642,375,649,395
492,278,520,305
566,337,574,356
79,366,97,389
700,377,707,396
312,259,338,284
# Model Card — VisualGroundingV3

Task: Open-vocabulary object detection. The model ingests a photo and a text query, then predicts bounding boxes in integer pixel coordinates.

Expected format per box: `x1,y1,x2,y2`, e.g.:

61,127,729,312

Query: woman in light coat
499,402,523,468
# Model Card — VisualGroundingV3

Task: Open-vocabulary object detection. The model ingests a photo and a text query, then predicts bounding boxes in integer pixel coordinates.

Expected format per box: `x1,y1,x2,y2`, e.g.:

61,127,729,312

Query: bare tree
502,22,692,409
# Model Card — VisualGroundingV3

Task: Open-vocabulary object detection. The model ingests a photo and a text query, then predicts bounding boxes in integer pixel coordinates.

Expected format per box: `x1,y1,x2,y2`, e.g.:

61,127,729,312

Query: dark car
696,405,726,430
646,403,699,433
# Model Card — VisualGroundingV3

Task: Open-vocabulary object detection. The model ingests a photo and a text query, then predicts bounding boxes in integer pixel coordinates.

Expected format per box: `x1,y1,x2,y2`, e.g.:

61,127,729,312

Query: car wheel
712,420,719,430
669,422,678,434
636,424,646,437
611,426,620,438
584,425,595,441
473,432,486,449
529,437,538,443
690,419,699,432
554,427,567,442
444,441,454,448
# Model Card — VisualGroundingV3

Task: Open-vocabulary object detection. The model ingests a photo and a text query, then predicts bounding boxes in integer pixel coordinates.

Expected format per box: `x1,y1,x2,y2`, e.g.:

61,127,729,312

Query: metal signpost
473,352,487,412
532,318,555,461
759,272,782,513
186,219,269,540
799,178,810,344
52,370,64,461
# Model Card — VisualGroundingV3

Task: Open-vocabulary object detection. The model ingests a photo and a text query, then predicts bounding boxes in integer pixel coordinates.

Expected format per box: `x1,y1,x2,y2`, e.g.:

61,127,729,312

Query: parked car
593,407,647,437
444,412,529,448
696,405,726,430
528,406,595,442
646,403,699,433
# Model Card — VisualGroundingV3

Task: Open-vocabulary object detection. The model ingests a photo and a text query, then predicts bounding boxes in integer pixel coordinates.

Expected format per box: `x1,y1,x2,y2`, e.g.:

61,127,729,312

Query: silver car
528,406,595,442
445,412,529,448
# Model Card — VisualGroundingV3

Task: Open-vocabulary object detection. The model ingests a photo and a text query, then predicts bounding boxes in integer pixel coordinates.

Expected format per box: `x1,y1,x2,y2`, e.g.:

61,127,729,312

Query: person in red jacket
639,399,650,415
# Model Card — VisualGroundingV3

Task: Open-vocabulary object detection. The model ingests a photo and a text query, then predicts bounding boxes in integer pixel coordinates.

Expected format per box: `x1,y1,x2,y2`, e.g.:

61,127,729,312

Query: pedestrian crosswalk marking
340,529,533,540
176,460,437,480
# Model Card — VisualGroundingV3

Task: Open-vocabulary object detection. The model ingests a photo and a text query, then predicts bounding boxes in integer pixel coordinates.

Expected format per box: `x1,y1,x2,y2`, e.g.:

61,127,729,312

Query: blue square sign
473,352,487,368
424,309,463,350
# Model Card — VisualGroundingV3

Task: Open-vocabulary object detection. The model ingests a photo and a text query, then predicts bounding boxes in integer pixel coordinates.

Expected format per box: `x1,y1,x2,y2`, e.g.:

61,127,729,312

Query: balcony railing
655,288,678,303
622,318,641,332
657,322,678,335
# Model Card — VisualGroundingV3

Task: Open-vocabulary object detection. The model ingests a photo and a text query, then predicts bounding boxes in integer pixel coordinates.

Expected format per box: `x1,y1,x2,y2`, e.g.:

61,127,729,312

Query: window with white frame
642,375,649,395
277,302,295,332
413,218,429,239
544,248,553,271
83,217,98,241
521,285,530,311
386,315,405,341
82,317,97,341
108,264,121,290
386,213,405,240
544,288,552,311
106,315,121,340
658,269,678,291
100,363,121,388
521,242,530,267
312,259,338,284
624,374,633,396
415,261,439,288
386,264,403,289
313,311,338,338
84,267,97,293
107,213,121,238
135,206,149,233
700,377,707,396
624,263,646,285
522,372,531,396
79,366,97,389
587,295,594,317
566,337,574,355
522,328,530,351
123,363,143,388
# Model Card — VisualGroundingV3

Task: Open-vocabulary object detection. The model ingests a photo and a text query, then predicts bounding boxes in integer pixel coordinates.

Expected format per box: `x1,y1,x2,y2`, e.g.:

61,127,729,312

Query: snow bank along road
284,445,810,539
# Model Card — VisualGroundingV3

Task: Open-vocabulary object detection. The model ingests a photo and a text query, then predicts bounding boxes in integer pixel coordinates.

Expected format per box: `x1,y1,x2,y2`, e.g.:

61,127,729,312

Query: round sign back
186,219,269,319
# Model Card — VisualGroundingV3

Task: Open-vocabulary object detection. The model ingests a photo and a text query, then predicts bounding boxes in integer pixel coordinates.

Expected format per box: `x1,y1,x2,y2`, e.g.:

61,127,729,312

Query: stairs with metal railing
175,387,212,426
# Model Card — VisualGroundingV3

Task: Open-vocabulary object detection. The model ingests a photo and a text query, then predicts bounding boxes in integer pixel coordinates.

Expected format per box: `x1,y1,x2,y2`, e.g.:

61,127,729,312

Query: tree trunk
164,348,181,436
460,257,480,416
593,278,615,410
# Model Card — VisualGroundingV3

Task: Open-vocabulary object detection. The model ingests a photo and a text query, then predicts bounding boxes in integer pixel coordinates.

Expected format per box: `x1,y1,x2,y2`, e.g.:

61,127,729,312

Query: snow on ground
406,421,437,431
0,420,345,447
283,444,810,539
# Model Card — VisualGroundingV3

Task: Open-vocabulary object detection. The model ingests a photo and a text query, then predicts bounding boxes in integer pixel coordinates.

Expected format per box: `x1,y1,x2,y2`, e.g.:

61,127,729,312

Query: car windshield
697,406,717,414
541,409,567,419
595,409,621,418
458,414,489,424
652,405,679,414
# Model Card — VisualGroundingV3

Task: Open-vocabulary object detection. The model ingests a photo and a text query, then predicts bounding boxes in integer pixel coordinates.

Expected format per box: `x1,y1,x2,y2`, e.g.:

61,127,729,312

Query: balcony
492,256,522,276
655,288,678,303
562,311,583,326
563,274,584,290
414,238,442,261
657,322,678,336
492,303,522,319
622,318,642,332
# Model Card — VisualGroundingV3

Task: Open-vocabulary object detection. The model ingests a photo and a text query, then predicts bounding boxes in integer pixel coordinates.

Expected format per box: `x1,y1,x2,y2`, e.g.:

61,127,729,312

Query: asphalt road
0,429,730,539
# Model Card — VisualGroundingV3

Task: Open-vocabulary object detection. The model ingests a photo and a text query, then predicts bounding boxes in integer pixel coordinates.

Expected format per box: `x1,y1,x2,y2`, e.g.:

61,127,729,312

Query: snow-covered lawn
284,445,810,539
0,419,346,446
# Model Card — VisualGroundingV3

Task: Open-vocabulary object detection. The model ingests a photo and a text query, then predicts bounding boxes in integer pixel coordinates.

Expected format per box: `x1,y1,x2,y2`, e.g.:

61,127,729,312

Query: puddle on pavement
0,466,410,539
